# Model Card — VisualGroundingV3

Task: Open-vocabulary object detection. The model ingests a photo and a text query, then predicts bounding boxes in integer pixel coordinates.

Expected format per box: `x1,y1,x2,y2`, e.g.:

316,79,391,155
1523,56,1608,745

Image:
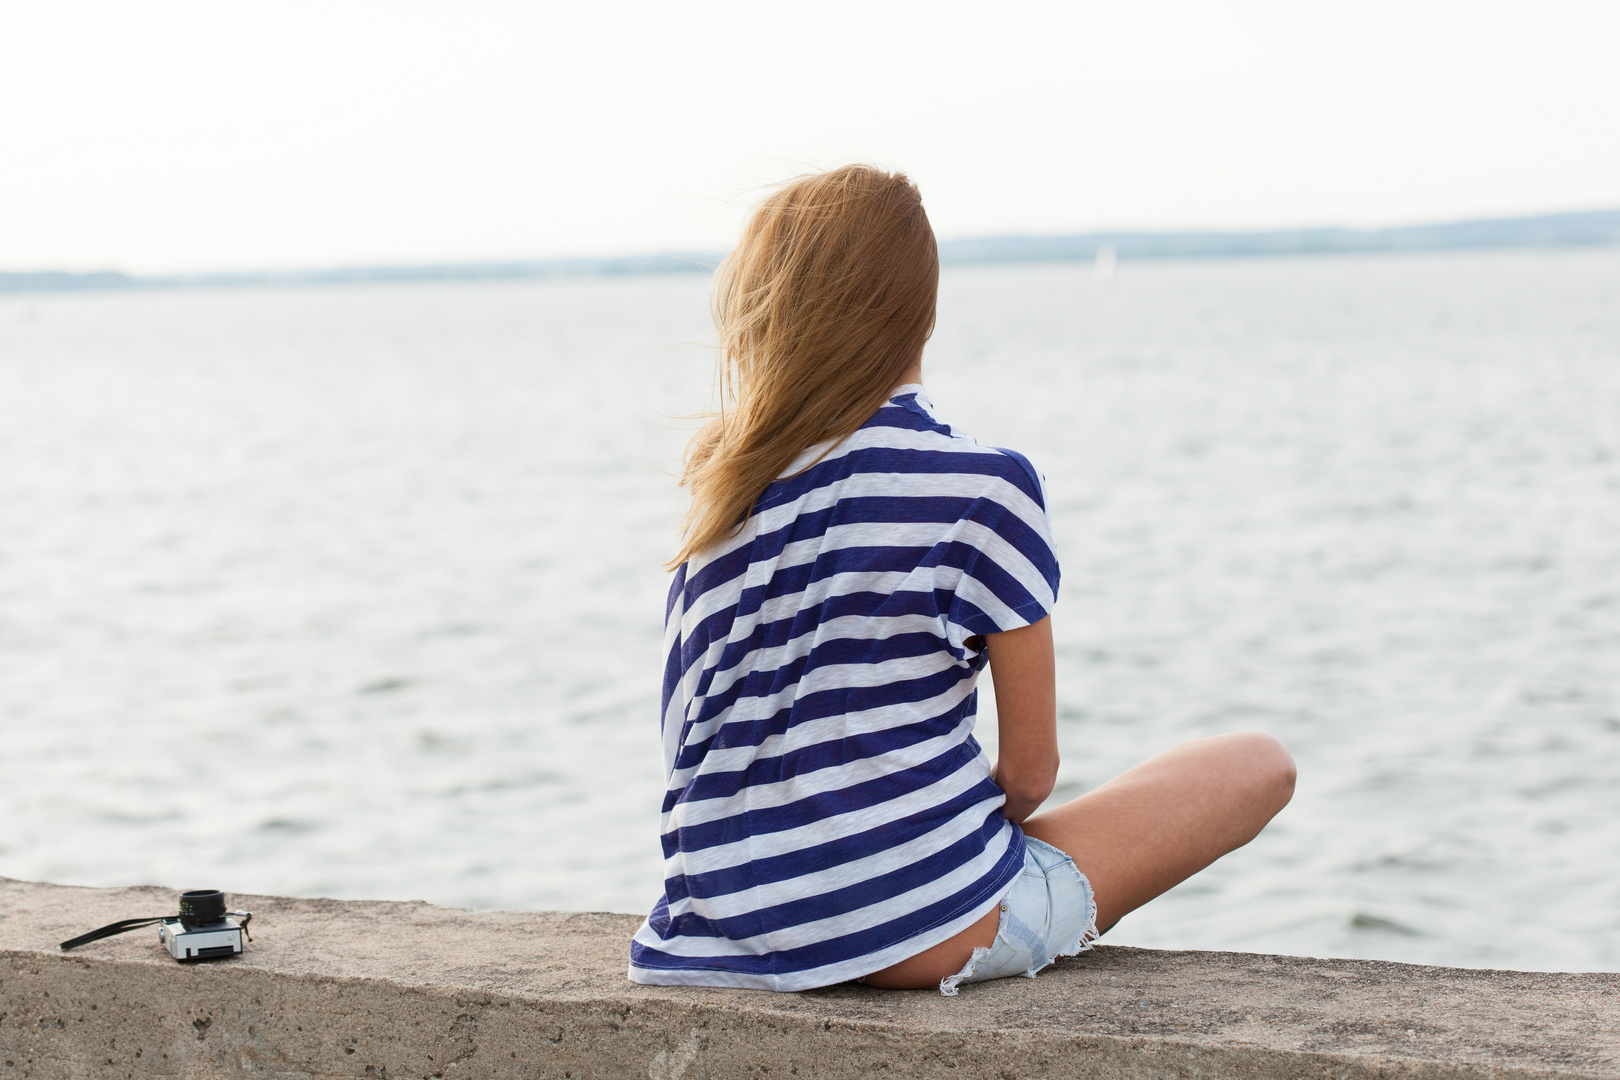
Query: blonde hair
672,165,939,566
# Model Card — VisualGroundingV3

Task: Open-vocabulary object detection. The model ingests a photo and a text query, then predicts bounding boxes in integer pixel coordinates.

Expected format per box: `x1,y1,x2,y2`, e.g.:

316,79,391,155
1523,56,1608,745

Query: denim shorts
939,836,1099,996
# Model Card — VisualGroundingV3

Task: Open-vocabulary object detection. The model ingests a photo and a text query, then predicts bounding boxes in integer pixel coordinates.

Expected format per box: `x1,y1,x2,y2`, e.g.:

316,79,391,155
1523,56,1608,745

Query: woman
628,165,1294,993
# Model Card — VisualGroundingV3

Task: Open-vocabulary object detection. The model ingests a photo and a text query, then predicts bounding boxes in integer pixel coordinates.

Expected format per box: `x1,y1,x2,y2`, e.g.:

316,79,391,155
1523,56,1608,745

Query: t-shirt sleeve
940,449,1061,653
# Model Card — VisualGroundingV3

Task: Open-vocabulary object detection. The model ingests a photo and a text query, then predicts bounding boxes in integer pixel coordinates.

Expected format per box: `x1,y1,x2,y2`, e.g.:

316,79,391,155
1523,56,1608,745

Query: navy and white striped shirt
628,386,1060,991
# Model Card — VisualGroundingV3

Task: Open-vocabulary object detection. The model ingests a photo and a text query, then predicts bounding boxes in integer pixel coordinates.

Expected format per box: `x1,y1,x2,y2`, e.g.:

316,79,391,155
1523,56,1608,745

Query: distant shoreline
5,208,1618,295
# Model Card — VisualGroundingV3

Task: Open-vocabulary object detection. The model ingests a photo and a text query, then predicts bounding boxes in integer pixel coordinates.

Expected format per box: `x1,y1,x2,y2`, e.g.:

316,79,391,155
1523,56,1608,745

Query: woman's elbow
1001,760,1059,808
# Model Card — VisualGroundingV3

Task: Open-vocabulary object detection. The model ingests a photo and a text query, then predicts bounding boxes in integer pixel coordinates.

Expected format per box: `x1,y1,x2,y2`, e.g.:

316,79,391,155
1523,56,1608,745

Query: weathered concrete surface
2,877,1616,1080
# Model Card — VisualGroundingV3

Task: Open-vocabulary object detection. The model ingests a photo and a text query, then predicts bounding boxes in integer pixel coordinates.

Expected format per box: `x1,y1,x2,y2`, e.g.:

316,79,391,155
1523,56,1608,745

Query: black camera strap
59,917,169,951
59,910,252,951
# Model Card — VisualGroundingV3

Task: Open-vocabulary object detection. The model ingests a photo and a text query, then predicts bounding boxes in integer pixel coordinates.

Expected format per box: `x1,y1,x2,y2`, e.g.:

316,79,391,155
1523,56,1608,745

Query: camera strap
59,917,170,951
59,911,251,951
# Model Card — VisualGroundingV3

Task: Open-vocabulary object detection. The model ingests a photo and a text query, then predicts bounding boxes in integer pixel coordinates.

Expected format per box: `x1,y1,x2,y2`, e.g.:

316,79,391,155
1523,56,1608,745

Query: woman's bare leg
1021,730,1295,933
863,730,1295,988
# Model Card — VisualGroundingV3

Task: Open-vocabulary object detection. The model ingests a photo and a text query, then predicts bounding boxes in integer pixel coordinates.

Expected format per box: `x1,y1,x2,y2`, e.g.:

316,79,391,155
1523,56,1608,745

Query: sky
3,0,1618,273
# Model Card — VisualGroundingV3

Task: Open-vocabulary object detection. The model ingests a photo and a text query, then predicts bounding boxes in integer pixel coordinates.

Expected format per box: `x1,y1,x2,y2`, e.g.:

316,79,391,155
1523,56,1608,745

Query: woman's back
629,386,1060,990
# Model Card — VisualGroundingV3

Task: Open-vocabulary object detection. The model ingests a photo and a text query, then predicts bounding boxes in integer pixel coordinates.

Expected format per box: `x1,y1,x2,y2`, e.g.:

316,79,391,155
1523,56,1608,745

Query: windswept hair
671,165,939,566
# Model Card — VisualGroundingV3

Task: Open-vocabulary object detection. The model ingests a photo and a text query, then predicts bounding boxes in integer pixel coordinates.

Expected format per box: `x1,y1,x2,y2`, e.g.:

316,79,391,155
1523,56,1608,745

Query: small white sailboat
1094,243,1117,278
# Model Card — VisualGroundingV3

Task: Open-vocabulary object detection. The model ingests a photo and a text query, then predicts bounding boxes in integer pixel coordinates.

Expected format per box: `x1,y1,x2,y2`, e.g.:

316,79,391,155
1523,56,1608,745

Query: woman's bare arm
985,616,1059,823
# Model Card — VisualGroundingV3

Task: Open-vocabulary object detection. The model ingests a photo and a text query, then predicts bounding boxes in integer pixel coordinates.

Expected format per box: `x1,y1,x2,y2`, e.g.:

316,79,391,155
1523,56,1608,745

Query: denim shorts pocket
1041,854,1096,960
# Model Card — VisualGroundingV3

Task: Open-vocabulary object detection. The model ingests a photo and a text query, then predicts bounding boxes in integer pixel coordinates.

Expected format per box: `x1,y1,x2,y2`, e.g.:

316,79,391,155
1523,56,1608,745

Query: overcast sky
4,0,1617,273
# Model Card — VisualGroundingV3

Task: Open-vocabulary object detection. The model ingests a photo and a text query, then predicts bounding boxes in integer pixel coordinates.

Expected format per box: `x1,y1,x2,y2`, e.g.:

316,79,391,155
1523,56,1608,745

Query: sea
2,248,1616,972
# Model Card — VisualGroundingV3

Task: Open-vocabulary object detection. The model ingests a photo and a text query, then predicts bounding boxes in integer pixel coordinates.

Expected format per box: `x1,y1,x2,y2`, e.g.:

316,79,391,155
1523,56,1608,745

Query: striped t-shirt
628,385,1061,991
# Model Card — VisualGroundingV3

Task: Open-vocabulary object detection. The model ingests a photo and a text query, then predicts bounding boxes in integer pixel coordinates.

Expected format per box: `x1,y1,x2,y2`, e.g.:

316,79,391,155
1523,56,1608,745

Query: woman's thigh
1020,730,1295,933
866,730,1294,988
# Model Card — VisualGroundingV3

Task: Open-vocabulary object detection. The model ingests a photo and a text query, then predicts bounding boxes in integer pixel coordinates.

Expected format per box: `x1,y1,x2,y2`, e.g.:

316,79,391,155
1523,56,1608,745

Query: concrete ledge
2,878,1616,1079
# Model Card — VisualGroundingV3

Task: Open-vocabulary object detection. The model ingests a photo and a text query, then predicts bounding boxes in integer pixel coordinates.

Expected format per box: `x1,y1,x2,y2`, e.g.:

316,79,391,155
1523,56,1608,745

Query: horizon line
4,207,1618,295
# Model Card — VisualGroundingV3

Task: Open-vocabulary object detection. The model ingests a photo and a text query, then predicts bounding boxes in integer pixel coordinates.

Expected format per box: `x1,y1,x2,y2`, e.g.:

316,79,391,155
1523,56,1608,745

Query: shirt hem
626,837,1025,993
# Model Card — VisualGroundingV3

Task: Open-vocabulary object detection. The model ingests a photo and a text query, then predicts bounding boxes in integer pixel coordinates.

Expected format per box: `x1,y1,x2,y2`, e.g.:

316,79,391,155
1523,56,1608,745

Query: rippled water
2,249,1617,972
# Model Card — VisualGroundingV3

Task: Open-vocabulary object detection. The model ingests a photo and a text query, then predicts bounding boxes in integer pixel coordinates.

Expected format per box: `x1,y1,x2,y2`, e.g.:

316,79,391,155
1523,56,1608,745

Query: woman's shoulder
868,388,1048,509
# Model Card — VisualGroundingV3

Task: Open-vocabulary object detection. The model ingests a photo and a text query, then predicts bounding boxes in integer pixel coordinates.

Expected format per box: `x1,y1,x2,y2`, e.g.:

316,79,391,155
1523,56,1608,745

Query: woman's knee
1229,730,1296,814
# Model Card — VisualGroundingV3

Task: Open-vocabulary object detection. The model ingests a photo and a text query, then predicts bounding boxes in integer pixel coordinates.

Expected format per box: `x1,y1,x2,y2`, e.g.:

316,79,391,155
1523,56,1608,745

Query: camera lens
178,889,227,929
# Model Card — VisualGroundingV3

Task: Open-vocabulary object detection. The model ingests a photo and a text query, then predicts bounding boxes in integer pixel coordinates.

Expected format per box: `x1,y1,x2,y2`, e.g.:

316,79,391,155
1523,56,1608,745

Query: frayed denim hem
937,836,1100,996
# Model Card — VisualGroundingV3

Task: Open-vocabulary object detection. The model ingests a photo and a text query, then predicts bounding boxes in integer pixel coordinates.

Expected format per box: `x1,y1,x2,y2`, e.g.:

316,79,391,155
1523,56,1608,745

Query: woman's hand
984,616,1059,823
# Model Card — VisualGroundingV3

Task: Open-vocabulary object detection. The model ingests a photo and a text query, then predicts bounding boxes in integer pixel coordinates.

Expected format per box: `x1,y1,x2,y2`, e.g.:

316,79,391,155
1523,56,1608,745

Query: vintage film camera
158,889,252,961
